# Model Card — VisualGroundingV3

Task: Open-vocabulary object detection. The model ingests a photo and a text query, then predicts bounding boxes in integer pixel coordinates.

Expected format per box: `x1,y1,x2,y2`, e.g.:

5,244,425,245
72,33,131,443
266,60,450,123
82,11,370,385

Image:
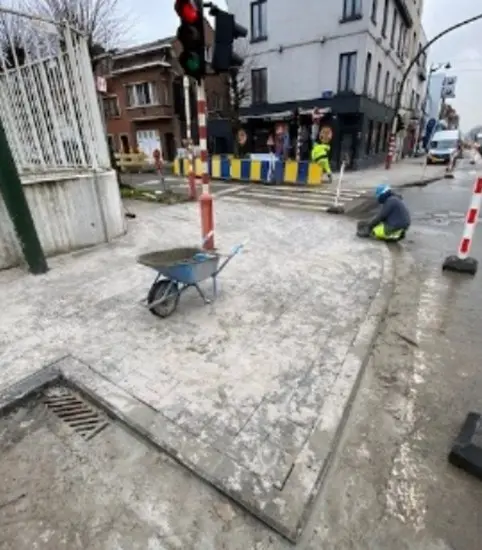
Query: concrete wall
0,170,126,271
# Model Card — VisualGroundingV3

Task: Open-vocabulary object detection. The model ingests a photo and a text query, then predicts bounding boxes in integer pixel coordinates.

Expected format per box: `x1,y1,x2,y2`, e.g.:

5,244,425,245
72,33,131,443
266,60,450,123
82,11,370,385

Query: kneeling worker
367,184,411,241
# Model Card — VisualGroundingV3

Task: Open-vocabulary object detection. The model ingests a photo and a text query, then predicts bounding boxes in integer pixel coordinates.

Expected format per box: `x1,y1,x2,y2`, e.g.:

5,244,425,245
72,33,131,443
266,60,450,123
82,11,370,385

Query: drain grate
42,386,109,440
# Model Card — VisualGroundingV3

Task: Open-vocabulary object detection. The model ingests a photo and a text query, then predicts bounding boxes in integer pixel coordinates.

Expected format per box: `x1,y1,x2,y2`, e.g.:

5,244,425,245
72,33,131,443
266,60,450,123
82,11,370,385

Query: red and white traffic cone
442,176,482,275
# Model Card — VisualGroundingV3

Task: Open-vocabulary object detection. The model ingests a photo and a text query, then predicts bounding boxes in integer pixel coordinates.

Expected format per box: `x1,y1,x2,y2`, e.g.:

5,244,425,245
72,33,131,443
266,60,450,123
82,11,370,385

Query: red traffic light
175,0,199,24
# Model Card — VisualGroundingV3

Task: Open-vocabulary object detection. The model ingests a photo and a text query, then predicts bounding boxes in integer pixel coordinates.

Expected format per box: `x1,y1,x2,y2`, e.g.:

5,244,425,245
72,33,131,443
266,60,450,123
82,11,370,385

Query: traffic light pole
197,80,214,250
183,76,197,200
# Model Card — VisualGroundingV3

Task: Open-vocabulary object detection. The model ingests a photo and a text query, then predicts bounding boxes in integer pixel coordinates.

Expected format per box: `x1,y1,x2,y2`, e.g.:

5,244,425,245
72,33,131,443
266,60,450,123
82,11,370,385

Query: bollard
153,149,167,191
442,176,482,275
327,159,346,214
197,81,214,250
444,150,457,179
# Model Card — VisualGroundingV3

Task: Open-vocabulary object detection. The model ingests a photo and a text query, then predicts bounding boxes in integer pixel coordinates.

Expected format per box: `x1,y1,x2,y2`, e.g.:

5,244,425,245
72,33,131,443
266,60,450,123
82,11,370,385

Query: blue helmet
375,183,391,199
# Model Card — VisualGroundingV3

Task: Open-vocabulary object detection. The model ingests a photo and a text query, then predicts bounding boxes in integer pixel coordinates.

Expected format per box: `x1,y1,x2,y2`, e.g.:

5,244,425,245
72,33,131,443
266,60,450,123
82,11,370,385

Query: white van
427,129,461,164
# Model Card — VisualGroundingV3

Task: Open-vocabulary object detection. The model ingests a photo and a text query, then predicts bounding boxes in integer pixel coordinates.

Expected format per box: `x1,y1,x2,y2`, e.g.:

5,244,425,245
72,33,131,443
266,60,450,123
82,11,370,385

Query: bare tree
22,0,133,65
226,42,253,156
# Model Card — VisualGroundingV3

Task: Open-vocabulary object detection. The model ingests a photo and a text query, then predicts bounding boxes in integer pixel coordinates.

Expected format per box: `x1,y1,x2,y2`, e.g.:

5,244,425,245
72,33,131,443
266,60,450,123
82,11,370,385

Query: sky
121,0,482,131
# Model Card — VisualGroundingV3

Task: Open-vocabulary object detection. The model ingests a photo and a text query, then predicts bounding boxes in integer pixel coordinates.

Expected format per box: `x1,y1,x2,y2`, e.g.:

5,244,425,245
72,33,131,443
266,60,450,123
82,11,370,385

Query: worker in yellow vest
310,141,332,183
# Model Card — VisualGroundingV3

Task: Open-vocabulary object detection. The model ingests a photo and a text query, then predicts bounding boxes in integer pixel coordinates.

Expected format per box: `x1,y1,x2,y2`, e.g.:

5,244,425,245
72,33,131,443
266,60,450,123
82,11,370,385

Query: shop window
366,120,374,155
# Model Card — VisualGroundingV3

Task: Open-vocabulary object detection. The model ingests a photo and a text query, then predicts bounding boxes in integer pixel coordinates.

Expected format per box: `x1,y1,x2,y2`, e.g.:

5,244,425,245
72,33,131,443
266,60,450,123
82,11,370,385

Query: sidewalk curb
398,175,445,188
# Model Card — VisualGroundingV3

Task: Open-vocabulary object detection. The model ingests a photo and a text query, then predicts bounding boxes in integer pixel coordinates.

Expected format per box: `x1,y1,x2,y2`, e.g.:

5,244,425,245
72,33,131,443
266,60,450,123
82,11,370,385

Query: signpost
441,75,457,99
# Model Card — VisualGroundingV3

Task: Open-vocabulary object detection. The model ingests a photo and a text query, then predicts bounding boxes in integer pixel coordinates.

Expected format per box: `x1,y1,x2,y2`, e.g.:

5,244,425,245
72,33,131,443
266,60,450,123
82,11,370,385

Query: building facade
226,0,428,169
94,22,231,161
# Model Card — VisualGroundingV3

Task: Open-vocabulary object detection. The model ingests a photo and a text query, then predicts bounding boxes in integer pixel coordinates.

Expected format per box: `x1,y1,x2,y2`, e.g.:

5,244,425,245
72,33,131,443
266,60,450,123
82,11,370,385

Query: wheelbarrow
137,243,244,318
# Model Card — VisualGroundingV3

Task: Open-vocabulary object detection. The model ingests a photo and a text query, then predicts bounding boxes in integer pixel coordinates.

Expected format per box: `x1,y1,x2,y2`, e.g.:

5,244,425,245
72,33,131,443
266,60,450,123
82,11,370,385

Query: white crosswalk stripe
217,184,370,213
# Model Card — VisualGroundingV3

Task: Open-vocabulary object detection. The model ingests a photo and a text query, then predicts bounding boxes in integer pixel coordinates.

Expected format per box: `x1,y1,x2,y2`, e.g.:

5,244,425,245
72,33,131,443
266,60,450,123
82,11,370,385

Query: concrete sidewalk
0,199,393,541
341,156,446,190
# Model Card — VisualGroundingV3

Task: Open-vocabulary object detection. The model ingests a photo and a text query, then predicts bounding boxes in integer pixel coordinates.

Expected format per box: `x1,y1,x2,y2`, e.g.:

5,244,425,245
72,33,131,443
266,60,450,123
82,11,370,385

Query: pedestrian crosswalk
217,184,370,213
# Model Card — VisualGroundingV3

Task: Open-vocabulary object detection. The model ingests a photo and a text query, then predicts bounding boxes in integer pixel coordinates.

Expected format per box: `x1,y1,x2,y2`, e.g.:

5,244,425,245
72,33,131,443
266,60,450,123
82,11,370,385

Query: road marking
386,273,443,531
213,184,245,198
218,185,368,213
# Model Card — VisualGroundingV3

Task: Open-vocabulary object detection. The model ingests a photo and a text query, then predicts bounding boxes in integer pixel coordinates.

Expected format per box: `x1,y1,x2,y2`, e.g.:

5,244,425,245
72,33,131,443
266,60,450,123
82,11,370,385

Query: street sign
441,76,457,99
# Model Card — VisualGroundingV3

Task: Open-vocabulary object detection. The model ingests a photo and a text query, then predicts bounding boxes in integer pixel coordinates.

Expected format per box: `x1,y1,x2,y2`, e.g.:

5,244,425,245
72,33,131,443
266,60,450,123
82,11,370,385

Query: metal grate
42,386,109,440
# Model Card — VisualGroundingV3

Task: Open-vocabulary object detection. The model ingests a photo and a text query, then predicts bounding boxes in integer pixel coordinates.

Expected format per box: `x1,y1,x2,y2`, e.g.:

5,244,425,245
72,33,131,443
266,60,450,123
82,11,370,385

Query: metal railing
0,7,110,175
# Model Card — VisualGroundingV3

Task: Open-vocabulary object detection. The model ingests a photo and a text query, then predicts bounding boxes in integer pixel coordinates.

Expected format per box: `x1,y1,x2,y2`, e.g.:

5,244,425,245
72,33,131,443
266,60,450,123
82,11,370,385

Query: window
251,68,267,104
125,82,158,107
103,96,119,118
374,62,382,100
397,24,405,56
338,52,357,93
412,31,417,58
250,0,267,42
363,52,372,94
390,10,398,47
342,0,362,20
391,77,396,106
371,0,378,23
383,70,390,102
381,0,389,36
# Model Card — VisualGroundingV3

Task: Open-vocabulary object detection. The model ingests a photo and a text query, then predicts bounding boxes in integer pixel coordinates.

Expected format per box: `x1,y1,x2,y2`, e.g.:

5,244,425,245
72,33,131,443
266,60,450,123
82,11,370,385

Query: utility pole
386,12,482,169
0,116,48,274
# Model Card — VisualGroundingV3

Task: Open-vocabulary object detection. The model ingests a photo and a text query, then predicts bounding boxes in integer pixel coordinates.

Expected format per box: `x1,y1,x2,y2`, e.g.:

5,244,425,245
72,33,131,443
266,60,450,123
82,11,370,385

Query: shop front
237,95,396,171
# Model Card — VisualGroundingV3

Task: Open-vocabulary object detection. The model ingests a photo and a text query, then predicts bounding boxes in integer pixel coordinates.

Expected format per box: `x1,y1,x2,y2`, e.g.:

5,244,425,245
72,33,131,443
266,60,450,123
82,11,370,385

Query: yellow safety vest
311,143,330,164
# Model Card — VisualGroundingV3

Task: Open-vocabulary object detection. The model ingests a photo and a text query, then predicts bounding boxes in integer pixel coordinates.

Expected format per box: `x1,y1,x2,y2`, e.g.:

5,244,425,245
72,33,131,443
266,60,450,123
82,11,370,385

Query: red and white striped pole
183,76,196,200
385,114,398,169
197,80,214,250
443,176,482,275
385,134,396,169
295,108,302,162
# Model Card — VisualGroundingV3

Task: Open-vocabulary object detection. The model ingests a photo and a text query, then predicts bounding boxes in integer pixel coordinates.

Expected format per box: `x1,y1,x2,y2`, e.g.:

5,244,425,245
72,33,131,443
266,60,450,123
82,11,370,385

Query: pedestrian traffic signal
210,7,248,73
175,0,206,81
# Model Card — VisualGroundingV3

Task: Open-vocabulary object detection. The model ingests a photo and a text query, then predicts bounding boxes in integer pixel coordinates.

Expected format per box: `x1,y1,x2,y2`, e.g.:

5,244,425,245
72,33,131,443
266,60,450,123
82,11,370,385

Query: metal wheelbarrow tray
137,245,242,318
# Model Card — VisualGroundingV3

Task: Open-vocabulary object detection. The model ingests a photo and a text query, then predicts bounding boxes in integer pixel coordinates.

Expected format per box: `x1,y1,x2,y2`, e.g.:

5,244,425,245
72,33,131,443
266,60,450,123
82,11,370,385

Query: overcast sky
122,0,482,131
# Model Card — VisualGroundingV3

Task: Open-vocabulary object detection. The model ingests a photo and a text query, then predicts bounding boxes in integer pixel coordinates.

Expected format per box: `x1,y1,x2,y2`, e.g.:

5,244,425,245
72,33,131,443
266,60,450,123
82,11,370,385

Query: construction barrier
442,175,482,275
173,155,324,185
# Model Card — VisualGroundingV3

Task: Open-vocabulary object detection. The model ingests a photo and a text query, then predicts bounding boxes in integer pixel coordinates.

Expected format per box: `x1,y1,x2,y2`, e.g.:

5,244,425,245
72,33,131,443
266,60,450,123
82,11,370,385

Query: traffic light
210,7,248,74
175,0,206,81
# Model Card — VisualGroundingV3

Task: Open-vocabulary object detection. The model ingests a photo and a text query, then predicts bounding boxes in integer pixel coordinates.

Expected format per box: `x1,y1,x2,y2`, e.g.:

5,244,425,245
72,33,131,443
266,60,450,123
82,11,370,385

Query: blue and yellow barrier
173,155,323,185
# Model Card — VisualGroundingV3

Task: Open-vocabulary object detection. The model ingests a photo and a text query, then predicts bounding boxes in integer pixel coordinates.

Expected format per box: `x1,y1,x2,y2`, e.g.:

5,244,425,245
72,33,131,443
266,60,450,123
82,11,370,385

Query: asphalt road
304,161,482,550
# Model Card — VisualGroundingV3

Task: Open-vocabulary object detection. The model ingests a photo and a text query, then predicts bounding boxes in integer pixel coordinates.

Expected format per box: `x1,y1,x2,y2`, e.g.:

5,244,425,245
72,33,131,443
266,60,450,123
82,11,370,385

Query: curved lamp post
386,13,482,169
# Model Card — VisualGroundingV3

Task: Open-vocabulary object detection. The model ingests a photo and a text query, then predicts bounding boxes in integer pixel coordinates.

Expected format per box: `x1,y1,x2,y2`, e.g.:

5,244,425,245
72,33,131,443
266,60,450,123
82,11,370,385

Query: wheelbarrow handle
214,240,247,275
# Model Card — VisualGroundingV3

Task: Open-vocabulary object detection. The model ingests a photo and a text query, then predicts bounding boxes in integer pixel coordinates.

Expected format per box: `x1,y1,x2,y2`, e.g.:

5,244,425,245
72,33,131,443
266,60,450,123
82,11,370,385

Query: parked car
427,129,462,164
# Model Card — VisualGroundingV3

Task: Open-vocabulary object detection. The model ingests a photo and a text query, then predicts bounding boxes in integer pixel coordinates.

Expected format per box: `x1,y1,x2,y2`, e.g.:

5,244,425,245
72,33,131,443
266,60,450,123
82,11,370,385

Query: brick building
95,21,232,161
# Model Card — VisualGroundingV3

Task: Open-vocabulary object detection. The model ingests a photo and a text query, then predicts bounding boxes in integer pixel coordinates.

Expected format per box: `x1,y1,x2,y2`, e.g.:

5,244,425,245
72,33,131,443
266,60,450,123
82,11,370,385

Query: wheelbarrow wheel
147,280,180,318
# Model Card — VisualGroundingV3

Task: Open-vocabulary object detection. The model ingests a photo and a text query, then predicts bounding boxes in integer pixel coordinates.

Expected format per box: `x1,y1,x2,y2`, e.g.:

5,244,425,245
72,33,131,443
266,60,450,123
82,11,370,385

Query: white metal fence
0,8,110,175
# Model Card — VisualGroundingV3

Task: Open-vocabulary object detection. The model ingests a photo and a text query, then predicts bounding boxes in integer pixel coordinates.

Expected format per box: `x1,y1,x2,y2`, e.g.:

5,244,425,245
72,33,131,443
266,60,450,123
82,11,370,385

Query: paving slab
0,198,394,541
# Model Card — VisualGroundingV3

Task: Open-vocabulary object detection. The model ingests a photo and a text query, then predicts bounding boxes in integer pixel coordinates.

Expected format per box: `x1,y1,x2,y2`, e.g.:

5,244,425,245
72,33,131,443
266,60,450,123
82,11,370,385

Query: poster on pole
441,76,457,99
